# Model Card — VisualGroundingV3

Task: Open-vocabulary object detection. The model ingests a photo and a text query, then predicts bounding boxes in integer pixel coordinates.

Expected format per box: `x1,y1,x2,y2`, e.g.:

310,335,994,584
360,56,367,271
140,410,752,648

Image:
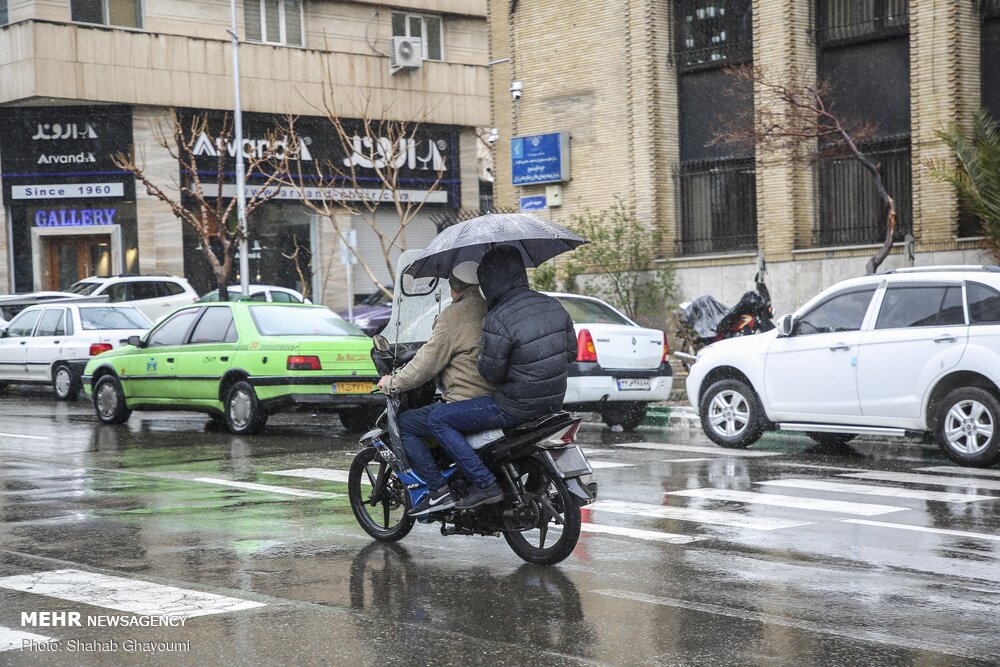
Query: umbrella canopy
405,212,588,278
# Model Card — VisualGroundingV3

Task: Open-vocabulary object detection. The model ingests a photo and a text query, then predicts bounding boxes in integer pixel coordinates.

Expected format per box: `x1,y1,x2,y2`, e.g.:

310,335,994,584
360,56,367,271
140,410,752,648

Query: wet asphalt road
1,393,1000,666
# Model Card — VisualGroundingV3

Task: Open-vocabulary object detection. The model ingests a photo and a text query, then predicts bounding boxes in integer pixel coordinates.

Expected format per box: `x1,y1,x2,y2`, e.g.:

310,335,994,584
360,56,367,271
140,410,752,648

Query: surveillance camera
487,127,499,144
510,81,523,101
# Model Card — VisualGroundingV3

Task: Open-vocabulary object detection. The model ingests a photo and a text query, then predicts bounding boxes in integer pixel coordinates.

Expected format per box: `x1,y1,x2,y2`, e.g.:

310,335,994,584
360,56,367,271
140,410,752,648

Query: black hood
478,245,529,308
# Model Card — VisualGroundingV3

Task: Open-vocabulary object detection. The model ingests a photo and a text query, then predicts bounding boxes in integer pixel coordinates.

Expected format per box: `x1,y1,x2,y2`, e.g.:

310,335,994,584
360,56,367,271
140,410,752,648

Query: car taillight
576,329,597,362
287,355,321,370
89,343,113,356
661,333,670,364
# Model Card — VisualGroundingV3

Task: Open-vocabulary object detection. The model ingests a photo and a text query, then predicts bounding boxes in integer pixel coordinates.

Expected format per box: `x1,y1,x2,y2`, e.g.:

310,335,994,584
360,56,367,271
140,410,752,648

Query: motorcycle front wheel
502,458,581,566
348,447,414,542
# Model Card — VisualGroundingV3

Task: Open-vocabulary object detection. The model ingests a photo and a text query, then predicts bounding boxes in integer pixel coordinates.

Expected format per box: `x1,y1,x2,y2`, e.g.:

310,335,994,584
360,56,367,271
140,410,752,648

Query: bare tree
714,64,896,275
282,95,448,299
113,112,286,300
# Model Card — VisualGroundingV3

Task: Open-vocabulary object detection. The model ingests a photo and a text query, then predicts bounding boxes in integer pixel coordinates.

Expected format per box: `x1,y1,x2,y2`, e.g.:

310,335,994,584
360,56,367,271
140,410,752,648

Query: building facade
0,0,489,307
489,0,993,313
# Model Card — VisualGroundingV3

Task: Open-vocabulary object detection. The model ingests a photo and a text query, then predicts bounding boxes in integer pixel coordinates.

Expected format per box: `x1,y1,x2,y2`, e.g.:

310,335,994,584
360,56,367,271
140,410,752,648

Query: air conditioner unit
389,37,423,73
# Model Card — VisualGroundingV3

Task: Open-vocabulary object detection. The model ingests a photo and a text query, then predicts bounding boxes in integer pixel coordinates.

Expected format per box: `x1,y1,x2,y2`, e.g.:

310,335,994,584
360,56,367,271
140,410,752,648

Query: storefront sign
511,131,570,186
201,183,450,204
33,208,118,227
0,106,134,202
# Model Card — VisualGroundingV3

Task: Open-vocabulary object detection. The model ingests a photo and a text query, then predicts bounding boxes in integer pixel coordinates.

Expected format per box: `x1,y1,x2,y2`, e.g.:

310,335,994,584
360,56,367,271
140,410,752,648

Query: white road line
0,569,265,617
587,461,635,470
667,488,907,516
0,432,51,441
580,523,702,544
843,519,1000,543
590,499,811,530
757,478,993,503
0,626,55,652
661,458,715,463
591,589,983,661
579,448,602,455
775,463,861,472
264,468,368,485
191,478,342,499
615,442,781,458
840,471,1000,492
916,466,1000,479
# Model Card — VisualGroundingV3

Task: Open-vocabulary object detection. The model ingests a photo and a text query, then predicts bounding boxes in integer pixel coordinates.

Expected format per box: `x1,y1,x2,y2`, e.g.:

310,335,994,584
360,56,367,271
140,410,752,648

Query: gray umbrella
404,212,588,278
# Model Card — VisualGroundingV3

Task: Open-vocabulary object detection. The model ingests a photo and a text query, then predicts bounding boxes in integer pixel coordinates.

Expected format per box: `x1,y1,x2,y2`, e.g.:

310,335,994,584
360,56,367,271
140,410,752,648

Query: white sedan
0,304,151,400
547,292,672,431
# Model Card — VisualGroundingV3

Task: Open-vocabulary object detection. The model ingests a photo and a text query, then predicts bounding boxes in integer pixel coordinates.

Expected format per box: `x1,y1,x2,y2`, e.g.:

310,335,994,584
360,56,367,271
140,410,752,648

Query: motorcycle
346,333,598,566
673,277,775,370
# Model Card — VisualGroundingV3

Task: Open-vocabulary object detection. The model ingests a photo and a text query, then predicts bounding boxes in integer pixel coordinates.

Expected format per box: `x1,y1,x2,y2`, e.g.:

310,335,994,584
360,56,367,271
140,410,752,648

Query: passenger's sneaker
455,482,504,510
409,486,455,516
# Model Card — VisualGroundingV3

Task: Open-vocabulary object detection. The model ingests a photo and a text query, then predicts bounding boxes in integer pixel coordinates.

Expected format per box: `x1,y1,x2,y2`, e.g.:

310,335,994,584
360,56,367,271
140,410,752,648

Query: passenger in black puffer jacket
427,245,577,510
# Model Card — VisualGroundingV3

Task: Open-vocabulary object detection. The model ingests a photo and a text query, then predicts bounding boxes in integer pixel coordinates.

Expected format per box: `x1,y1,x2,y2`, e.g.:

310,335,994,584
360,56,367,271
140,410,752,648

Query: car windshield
556,297,632,325
79,306,151,330
250,306,364,336
67,281,102,295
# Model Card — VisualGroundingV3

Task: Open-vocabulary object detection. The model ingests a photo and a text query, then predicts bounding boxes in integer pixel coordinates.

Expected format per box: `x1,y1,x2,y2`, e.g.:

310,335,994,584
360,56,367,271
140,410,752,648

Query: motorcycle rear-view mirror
776,314,794,338
372,334,391,353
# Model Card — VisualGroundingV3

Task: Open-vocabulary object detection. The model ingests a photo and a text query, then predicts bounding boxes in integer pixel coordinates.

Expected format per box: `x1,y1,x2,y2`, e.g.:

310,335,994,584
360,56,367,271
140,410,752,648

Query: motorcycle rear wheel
502,458,581,566
348,447,414,542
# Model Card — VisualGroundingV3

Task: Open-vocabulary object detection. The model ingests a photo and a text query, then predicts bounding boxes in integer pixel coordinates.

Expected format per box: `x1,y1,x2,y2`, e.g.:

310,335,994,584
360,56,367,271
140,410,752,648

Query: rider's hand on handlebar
377,374,392,394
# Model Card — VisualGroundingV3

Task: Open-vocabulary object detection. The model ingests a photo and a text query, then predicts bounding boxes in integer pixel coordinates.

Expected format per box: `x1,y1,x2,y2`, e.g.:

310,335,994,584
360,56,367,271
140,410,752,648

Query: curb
643,405,702,430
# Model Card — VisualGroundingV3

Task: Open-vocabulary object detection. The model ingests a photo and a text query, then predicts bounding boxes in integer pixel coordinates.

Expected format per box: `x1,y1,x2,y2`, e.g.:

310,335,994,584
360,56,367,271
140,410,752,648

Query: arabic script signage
511,131,570,186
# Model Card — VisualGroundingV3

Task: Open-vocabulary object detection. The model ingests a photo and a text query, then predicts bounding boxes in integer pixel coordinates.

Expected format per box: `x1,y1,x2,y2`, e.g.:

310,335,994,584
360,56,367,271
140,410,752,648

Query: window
71,0,142,28
815,0,909,46
147,309,199,347
677,158,757,255
80,307,150,330
190,308,237,344
555,297,632,326
104,283,130,303
795,288,876,335
968,282,1000,324
270,291,296,303
130,282,161,301
392,12,443,61
249,292,269,302
160,282,185,296
673,0,752,71
68,280,102,296
250,306,362,336
1,0,8,26
35,309,67,337
245,0,302,47
4,310,41,338
875,286,965,330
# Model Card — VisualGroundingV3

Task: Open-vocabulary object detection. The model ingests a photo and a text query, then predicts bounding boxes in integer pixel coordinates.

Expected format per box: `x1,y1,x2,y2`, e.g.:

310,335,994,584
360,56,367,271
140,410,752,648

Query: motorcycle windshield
380,249,449,345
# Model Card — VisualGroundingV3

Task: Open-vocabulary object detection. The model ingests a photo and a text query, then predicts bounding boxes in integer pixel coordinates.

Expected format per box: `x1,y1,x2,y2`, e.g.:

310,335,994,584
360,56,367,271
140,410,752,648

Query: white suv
686,266,1000,467
67,275,199,321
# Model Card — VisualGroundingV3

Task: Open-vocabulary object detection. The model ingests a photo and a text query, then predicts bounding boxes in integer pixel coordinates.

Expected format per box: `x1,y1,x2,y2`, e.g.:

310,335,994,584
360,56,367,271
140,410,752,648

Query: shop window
815,0,908,46
392,12,443,61
673,0,752,71
70,0,142,29
245,0,302,46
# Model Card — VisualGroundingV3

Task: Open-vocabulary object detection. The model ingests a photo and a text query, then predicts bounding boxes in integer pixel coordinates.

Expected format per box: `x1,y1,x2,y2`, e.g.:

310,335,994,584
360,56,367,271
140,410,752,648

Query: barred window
814,136,912,247
245,0,302,47
984,0,1000,124
673,0,752,71
677,158,757,256
815,0,908,46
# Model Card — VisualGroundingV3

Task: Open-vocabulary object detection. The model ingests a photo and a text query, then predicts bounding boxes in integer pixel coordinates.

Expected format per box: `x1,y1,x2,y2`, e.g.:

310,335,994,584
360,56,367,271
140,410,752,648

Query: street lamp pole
229,0,249,296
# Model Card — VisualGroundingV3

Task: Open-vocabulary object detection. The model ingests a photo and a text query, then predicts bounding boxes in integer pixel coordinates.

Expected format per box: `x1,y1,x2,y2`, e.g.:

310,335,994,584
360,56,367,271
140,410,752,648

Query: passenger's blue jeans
398,404,447,491
427,396,521,489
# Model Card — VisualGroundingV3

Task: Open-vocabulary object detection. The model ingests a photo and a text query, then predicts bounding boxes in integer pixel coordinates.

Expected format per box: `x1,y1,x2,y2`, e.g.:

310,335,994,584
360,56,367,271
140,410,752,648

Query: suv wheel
935,387,1000,467
700,379,764,449
52,364,80,401
93,375,132,424
225,381,268,435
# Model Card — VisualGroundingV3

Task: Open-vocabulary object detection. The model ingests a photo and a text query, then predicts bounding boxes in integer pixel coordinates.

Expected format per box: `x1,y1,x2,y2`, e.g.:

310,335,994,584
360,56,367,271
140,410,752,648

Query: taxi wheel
93,375,132,425
52,364,80,401
225,381,268,435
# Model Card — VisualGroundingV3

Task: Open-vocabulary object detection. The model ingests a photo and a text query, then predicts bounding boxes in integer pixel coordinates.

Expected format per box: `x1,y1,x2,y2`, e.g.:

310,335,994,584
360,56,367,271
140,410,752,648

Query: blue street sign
519,195,547,212
511,131,570,186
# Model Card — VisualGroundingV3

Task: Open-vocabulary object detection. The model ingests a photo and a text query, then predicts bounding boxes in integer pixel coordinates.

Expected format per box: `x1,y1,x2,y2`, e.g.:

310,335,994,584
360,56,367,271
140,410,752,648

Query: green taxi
82,302,382,434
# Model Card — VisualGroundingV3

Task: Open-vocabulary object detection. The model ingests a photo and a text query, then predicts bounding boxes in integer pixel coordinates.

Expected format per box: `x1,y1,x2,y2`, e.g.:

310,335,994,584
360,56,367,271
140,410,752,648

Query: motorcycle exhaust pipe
673,351,698,363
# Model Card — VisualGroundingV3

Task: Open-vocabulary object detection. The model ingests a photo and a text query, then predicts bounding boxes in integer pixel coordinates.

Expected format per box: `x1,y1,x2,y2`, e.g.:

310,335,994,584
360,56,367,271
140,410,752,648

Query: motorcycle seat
503,411,572,436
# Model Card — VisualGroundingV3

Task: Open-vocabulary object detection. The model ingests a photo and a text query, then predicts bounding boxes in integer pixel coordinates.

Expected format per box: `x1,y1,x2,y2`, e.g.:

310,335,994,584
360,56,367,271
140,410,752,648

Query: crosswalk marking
916,466,1000,479
0,626,54,652
776,463,860,472
661,458,715,463
0,432,50,441
757,478,993,503
580,523,702,544
0,569,265,617
265,468,368,485
843,519,1000,543
590,499,811,530
667,488,907,516
588,461,635,470
191,478,342,498
615,442,781,458
840,471,1000,492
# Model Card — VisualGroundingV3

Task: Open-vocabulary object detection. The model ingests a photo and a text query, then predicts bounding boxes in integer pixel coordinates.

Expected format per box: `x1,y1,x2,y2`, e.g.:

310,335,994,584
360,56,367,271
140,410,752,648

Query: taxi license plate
616,378,651,391
332,382,375,394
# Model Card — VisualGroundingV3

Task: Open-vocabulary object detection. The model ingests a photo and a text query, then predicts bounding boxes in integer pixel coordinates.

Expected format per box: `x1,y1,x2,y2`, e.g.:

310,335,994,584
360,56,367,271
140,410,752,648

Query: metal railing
814,0,909,46
676,157,758,255
813,136,912,247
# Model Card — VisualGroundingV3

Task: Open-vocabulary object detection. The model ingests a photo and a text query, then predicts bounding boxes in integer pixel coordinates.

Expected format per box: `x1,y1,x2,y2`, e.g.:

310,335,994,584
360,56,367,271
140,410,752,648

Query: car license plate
616,378,651,391
332,382,375,394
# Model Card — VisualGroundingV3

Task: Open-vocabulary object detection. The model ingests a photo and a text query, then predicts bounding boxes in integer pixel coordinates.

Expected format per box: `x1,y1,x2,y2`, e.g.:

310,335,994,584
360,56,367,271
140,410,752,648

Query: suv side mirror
776,314,794,337
127,334,145,348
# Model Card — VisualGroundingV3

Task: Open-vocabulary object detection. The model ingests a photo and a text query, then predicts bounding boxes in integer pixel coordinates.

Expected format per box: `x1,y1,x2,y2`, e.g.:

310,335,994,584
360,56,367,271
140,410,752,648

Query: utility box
545,184,562,208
